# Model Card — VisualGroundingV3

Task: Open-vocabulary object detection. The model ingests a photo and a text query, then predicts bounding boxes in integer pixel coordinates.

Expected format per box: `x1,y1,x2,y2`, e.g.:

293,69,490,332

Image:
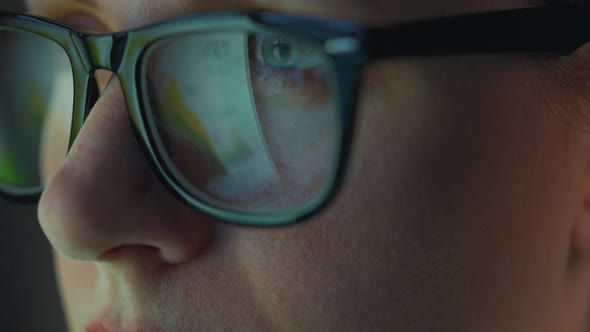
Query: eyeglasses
0,5,585,226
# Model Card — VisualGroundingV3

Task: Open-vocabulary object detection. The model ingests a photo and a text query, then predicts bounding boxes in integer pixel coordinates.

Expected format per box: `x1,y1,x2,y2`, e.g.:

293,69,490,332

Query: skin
18,0,590,330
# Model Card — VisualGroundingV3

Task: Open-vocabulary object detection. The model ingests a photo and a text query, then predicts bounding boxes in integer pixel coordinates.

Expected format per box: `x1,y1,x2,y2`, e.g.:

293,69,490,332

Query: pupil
272,38,291,61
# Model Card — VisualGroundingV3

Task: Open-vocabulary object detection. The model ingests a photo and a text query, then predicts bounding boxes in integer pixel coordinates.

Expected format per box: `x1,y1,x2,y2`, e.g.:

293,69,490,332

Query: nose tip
39,174,214,264
37,78,216,264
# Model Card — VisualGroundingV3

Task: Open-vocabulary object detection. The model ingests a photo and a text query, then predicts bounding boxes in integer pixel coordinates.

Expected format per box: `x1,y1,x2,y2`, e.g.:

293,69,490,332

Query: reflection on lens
0,28,74,190
142,30,340,215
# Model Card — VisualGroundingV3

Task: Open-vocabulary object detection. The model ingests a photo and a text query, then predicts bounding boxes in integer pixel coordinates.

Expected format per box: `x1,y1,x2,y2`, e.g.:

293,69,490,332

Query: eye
256,35,324,69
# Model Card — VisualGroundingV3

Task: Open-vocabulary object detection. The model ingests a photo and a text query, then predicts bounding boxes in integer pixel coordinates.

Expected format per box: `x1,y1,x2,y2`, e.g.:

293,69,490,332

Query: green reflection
0,150,25,185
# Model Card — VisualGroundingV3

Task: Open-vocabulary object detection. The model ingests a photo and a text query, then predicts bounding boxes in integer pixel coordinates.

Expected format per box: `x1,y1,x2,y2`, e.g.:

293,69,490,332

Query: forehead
27,0,529,28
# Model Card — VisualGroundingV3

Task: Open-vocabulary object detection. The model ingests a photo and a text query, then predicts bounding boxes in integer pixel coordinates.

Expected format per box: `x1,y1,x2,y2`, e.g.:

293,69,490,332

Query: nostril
98,244,161,262
96,243,202,270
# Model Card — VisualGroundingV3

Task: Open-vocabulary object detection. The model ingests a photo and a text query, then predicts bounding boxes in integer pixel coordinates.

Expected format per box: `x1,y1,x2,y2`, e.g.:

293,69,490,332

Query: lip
86,321,143,332
85,321,111,332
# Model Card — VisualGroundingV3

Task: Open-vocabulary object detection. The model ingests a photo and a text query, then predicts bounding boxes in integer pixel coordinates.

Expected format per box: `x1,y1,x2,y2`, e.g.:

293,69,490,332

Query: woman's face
28,0,590,331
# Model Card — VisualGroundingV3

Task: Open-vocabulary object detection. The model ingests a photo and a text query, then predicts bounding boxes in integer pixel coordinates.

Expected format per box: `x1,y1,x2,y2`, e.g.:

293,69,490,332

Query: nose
38,76,216,264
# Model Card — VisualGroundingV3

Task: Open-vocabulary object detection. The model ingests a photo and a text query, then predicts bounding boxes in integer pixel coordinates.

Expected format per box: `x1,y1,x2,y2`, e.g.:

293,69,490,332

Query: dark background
1,1,68,331
0,199,67,331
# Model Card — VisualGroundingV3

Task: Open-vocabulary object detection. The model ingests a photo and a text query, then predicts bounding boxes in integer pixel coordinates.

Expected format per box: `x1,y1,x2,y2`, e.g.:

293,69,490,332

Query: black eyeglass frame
0,5,587,226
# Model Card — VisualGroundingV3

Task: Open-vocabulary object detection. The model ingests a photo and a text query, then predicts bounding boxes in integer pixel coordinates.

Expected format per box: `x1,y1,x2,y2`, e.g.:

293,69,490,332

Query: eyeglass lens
0,28,74,190
0,26,341,216
142,30,340,214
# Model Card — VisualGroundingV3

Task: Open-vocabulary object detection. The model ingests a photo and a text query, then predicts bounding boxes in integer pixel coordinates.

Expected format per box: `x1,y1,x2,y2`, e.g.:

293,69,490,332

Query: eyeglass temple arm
365,5,590,60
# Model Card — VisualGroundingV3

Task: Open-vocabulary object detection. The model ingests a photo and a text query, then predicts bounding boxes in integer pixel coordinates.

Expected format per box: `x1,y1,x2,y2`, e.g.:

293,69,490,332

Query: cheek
241,58,585,330
355,58,581,329
54,252,100,330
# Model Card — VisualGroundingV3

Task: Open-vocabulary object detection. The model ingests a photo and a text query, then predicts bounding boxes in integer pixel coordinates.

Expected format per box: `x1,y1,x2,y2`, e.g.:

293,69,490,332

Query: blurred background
1,1,68,331
0,199,66,331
